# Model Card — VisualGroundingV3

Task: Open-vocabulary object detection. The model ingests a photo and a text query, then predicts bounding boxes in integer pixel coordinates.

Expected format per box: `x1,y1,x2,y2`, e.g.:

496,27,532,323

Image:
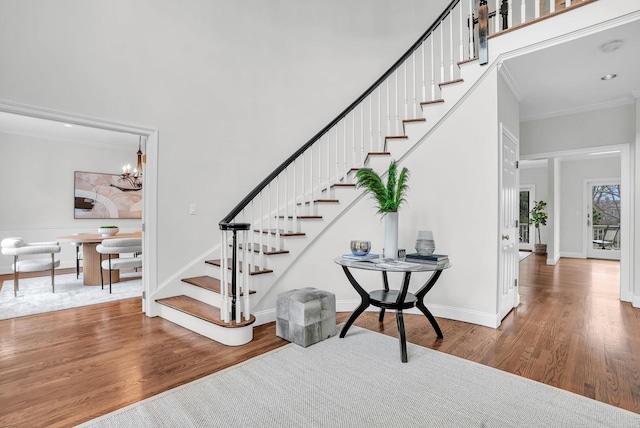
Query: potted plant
529,200,548,255
98,226,119,237
355,160,410,259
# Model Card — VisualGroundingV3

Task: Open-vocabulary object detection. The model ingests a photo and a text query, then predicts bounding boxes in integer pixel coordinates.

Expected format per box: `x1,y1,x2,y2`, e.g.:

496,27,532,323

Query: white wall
520,163,549,247
0,131,141,272
256,67,503,328
520,104,635,155
0,0,450,284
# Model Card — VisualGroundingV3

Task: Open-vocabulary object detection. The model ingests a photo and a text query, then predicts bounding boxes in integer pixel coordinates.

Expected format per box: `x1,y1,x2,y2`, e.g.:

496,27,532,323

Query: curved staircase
151,0,599,345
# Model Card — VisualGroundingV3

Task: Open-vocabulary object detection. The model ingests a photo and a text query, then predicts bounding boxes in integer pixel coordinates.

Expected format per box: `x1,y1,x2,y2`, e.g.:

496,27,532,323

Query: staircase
152,0,598,346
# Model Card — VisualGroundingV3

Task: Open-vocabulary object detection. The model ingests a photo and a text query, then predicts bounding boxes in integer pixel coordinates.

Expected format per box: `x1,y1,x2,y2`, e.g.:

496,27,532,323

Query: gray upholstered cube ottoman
276,287,336,347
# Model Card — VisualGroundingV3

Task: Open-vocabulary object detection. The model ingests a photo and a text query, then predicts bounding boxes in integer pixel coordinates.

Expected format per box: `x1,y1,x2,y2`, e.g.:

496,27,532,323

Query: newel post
219,222,250,322
478,0,489,65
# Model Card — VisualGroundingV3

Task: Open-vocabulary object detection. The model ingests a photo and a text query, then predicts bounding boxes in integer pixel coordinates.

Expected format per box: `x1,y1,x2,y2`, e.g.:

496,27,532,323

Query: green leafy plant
99,226,118,229
529,200,548,245
355,160,410,216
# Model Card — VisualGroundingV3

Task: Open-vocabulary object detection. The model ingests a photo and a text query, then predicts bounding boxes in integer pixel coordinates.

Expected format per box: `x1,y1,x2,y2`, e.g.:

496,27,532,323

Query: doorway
0,101,158,316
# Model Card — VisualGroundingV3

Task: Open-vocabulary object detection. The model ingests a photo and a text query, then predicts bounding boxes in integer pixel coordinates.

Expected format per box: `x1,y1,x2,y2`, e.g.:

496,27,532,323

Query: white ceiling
502,19,640,121
0,111,140,150
0,18,638,148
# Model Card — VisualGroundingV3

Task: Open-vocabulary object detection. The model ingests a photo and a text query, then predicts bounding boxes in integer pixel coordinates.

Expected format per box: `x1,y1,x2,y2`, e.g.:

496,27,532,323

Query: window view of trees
592,185,620,226
591,184,621,251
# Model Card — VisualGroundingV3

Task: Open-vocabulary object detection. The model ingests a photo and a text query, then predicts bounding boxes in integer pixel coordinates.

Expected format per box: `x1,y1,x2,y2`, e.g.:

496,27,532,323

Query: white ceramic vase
384,212,399,259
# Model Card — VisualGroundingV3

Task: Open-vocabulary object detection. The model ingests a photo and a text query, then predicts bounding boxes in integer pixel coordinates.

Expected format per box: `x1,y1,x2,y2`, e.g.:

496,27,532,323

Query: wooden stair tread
156,295,255,328
420,99,444,106
205,259,273,275
297,199,339,205
439,78,463,87
276,215,323,219
403,118,426,123
255,229,306,237
237,243,289,255
458,57,478,65
385,135,408,140
331,183,355,188
181,276,256,295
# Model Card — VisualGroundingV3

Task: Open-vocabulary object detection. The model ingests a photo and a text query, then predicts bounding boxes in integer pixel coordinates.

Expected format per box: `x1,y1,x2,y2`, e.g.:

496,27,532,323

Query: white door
498,124,519,321
586,180,621,260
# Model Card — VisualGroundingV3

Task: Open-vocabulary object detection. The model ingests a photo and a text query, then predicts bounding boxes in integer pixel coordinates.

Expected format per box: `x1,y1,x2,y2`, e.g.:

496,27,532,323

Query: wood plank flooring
1,255,639,427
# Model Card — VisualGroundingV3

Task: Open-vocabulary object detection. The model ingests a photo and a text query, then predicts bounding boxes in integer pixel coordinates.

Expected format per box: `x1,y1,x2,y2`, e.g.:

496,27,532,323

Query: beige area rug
80,326,640,427
0,272,142,320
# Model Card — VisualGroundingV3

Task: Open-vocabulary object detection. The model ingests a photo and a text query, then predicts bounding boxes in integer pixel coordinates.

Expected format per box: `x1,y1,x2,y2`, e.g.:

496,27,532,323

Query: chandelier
114,136,144,191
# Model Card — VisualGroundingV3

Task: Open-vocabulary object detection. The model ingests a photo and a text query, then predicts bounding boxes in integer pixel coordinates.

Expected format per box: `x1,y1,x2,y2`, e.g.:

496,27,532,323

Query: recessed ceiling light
63,123,73,128
600,40,623,53
601,74,617,81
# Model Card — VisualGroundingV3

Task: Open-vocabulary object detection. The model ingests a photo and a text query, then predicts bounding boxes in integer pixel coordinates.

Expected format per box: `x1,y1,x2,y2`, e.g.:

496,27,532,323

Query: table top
56,231,142,243
335,256,450,273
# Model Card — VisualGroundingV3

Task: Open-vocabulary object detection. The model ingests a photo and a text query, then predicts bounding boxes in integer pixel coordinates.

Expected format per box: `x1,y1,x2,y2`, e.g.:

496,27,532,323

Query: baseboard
254,309,276,326
632,295,640,309
255,300,499,330
546,253,561,265
337,299,499,329
560,252,585,259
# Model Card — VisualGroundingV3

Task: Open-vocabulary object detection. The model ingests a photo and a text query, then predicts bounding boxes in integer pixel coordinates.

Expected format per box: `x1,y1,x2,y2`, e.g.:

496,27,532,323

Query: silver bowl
350,240,371,256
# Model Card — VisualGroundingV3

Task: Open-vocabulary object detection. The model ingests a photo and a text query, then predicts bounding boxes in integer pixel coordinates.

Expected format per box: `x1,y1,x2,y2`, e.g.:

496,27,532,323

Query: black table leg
396,309,408,363
415,300,443,338
339,266,370,338
379,271,390,322
414,269,444,338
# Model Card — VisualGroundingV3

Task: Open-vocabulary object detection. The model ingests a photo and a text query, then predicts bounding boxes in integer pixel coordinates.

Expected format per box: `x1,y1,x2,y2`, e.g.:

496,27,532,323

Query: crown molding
497,62,524,102
520,97,635,122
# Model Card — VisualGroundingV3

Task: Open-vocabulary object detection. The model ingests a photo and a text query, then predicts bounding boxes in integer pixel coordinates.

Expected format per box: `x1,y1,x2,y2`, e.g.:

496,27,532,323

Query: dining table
56,231,142,286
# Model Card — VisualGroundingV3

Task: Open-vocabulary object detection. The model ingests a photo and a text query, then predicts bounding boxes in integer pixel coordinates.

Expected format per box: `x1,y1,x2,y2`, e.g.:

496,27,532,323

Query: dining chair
1,237,61,297
70,233,87,279
96,237,142,293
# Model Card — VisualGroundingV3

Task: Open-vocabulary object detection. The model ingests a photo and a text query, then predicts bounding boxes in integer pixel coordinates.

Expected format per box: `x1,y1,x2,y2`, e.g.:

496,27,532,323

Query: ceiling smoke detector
601,74,617,81
600,40,623,53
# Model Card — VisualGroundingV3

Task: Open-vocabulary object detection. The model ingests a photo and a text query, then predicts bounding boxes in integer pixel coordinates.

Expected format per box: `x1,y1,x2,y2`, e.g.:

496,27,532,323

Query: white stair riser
183,283,223,307
157,305,253,346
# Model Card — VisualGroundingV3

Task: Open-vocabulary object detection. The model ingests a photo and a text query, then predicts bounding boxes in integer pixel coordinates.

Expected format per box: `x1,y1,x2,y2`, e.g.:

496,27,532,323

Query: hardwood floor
1,255,638,427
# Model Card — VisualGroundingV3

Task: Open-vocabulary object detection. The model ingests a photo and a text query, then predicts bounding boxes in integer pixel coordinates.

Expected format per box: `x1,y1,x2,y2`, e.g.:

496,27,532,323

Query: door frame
520,143,632,303
0,99,159,314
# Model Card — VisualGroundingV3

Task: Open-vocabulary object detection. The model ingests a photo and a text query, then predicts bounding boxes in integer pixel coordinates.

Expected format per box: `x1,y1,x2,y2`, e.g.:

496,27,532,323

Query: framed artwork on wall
74,171,142,219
